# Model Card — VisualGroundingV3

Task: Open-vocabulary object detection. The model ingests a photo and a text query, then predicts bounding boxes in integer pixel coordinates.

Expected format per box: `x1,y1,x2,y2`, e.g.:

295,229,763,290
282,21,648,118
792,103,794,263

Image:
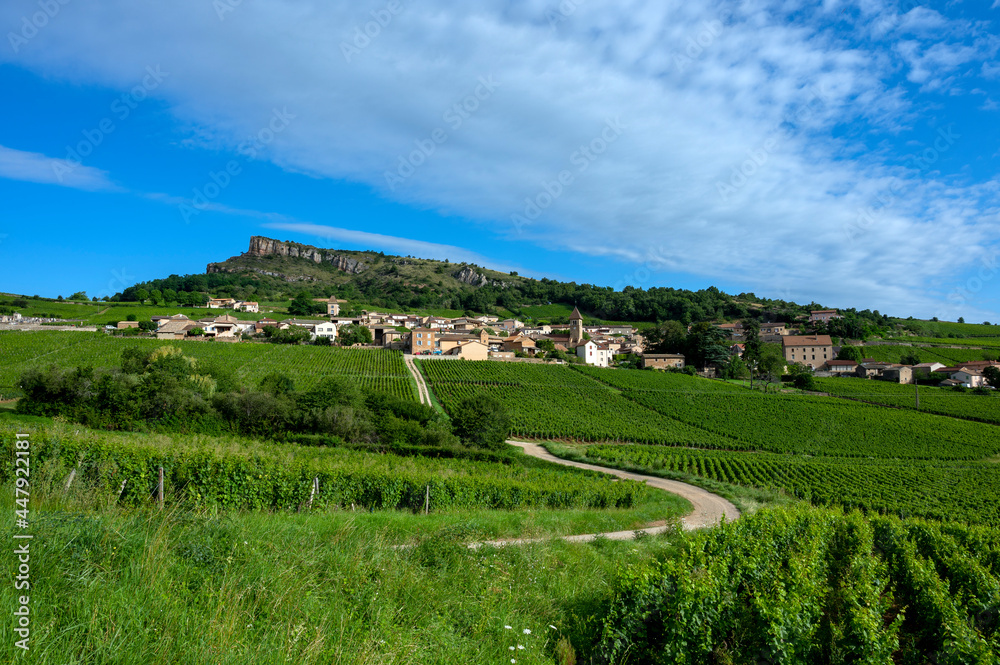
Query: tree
189,327,205,336
288,292,321,316
786,362,816,390
338,324,372,346
756,343,785,382
259,373,295,396
264,326,312,345
451,395,511,450
984,366,1000,389
686,322,730,367
69,291,88,301
643,320,687,354
720,355,748,380
837,346,864,362
135,288,149,304
741,319,763,365
899,352,922,366
958,317,965,324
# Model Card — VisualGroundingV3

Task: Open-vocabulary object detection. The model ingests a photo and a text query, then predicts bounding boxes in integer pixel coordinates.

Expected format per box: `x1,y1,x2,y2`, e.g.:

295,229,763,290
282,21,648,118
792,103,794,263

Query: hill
111,236,839,324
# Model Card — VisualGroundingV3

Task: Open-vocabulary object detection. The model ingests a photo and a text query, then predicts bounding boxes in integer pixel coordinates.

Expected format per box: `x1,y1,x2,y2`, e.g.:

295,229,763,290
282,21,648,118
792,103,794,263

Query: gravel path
403,355,432,406
466,440,740,547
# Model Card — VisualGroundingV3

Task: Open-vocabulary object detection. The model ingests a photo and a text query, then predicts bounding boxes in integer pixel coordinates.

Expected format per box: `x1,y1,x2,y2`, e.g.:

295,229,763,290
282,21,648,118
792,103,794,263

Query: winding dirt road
470,441,739,547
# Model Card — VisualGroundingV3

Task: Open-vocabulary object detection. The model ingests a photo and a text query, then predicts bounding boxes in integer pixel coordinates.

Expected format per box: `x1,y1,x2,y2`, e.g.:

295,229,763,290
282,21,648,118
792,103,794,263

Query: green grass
903,336,1000,349
893,318,1000,337
515,303,577,321
0,331,417,400
0,489,687,664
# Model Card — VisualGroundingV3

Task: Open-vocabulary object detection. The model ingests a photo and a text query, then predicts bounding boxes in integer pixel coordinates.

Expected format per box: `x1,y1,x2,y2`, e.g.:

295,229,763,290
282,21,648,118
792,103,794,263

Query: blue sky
1,0,998,320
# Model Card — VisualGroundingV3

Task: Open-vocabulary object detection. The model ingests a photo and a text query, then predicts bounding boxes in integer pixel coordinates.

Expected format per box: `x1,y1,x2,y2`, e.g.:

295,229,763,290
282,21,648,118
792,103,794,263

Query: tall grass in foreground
0,487,685,664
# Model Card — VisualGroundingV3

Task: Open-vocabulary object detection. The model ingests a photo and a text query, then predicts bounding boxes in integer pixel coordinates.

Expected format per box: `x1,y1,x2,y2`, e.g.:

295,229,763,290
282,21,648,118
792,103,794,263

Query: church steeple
569,306,583,345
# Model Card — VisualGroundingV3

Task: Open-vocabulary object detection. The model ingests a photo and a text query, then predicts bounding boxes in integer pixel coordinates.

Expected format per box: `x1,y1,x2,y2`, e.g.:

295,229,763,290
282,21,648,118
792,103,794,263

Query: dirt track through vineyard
465,441,740,548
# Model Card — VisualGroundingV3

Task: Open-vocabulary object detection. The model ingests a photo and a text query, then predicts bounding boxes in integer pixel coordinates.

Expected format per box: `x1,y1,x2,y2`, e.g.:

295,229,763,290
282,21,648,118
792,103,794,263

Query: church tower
569,306,583,345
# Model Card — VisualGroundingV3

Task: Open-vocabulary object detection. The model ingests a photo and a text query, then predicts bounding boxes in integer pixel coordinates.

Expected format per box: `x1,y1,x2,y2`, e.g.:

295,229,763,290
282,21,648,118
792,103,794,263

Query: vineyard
0,331,417,401
903,336,1000,349
814,376,1000,425
849,344,992,364
581,443,1000,526
572,365,748,393
894,318,1000,337
419,358,1000,458
0,424,647,512
421,360,731,446
602,505,1000,663
420,359,601,389
623,389,1000,459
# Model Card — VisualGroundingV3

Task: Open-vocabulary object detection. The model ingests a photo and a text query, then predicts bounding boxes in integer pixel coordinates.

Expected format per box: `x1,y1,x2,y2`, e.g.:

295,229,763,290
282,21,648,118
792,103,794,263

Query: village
2,299,995,388
119,298,646,367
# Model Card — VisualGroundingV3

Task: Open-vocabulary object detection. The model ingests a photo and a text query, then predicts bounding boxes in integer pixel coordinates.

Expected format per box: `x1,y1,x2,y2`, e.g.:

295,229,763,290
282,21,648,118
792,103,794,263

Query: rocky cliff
452,265,515,289
453,265,489,287
245,236,368,274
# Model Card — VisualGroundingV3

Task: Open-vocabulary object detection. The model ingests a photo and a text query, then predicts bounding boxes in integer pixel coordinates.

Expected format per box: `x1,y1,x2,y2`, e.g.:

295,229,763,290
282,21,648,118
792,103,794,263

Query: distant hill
206,235,526,293
115,235,832,324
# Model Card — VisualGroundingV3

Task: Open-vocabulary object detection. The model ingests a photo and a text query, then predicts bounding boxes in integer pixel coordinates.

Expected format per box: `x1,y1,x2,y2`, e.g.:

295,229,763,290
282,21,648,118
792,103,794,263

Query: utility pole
914,379,920,410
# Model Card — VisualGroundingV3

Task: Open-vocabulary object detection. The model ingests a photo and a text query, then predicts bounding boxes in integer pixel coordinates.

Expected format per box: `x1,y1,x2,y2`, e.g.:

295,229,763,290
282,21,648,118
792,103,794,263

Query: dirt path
403,355,431,406
482,441,739,546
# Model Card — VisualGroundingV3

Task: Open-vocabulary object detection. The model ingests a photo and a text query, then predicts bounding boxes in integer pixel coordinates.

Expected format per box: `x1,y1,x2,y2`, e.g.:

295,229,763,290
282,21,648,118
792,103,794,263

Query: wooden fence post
306,476,318,510
63,468,77,492
117,479,127,502
157,467,164,510
424,485,430,515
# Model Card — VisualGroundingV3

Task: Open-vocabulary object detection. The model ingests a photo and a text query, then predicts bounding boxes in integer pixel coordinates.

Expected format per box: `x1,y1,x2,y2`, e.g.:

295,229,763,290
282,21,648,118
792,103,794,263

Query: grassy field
903,336,1000,349
894,318,1000,337
0,482,687,664
6,336,1000,660
852,344,996,364
0,331,417,400
0,412,691,663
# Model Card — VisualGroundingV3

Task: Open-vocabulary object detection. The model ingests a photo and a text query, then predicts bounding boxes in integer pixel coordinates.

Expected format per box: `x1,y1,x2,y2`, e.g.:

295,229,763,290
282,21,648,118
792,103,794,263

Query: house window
417,341,422,346
812,355,815,360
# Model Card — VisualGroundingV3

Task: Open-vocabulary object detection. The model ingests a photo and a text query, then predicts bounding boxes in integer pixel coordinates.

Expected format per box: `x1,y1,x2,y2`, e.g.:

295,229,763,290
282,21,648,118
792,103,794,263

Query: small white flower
523,629,531,635
517,645,525,650
549,625,557,630
509,646,515,651
511,660,516,664
504,625,512,630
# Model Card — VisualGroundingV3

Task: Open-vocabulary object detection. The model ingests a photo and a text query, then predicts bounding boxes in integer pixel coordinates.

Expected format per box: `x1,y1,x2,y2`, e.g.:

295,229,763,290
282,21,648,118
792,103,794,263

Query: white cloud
0,145,118,191
1,0,998,316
